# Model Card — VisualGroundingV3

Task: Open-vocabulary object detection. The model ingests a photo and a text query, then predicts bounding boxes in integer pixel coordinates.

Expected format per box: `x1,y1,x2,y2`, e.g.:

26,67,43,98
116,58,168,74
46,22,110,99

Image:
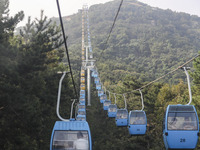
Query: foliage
0,2,72,149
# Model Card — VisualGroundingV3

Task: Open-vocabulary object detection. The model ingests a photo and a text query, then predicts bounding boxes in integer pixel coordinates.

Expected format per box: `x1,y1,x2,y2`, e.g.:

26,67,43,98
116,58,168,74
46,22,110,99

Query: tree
0,6,70,149
0,0,25,149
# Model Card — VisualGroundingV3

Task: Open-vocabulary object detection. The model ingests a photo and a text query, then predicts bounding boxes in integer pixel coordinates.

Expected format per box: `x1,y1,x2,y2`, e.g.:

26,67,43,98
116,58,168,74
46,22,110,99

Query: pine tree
0,0,25,149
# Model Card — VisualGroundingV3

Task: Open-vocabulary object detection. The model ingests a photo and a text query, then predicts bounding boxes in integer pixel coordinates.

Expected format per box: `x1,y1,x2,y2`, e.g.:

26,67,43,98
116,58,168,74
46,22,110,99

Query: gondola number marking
180,138,186,142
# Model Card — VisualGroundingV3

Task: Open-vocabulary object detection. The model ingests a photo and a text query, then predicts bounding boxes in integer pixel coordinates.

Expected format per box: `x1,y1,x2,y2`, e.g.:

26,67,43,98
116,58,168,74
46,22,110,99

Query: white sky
9,0,200,27
9,0,113,27
139,0,200,16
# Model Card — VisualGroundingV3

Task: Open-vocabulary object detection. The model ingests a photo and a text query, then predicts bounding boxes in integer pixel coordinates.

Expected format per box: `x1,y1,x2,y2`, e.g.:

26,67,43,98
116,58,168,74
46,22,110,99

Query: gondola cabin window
52,131,89,150
78,105,85,109
104,101,111,106
108,105,117,112
129,112,146,125
167,112,198,130
116,110,128,119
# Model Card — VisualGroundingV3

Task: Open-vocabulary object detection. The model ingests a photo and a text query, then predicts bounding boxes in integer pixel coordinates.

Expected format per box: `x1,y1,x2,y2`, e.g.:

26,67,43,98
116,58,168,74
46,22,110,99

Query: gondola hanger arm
139,89,144,111
56,71,71,121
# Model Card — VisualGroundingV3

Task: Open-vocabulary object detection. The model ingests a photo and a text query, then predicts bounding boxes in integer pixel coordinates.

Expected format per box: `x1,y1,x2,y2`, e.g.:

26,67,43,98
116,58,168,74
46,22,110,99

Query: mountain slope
56,0,200,85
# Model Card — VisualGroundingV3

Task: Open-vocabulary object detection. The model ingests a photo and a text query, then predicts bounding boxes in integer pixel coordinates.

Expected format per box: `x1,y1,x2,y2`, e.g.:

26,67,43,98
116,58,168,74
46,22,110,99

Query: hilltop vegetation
61,0,200,84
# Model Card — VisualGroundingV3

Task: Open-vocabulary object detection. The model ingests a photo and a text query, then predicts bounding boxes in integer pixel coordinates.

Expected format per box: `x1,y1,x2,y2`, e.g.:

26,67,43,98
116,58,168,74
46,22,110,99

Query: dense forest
1,0,200,149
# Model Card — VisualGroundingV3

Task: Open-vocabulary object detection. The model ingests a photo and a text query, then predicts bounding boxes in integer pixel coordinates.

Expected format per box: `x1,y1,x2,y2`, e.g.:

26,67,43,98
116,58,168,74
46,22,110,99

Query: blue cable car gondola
115,94,128,126
91,71,94,77
96,83,101,90
163,105,199,150
89,47,92,52
80,97,85,104
98,89,104,97
163,67,199,150
78,109,86,116
115,94,128,127
76,114,86,121
93,72,98,78
50,71,92,150
108,104,117,118
92,71,98,78
115,109,128,126
108,93,117,118
80,94,85,99
128,110,147,135
50,121,91,150
100,94,107,103
128,90,147,135
78,103,86,111
94,77,100,84
103,100,111,110
80,90,85,97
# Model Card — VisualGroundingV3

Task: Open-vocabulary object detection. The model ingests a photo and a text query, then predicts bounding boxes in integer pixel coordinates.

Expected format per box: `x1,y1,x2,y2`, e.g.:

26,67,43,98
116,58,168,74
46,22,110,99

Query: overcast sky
9,0,200,27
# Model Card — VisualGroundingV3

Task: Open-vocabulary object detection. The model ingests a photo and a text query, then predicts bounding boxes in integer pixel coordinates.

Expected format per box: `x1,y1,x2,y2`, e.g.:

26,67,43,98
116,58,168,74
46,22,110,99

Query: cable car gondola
78,109,86,116
94,77,100,84
128,90,147,135
116,109,128,126
92,71,98,78
100,94,107,103
163,105,199,150
108,104,117,118
98,89,104,97
82,51,85,56
76,114,86,121
80,94,85,99
81,70,85,77
107,93,117,117
50,121,91,150
115,94,128,127
50,71,92,150
163,67,199,150
80,90,85,97
128,110,147,135
103,100,111,110
81,77,85,84
80,84,85,90
82,56,85,60
78,103,86,111
79,97,86,104
96,83,101,90
89,47,92,52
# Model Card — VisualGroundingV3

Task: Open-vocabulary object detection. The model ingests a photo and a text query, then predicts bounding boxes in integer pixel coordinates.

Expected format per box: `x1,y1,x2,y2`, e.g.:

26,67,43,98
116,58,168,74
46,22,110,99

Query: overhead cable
104,54,200,95
98,0,124,62
56,0,78,100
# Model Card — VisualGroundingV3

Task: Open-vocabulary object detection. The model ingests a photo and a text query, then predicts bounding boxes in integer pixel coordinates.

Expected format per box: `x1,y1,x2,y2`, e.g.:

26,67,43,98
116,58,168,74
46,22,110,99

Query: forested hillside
60,0,200,84
1,0,200,149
